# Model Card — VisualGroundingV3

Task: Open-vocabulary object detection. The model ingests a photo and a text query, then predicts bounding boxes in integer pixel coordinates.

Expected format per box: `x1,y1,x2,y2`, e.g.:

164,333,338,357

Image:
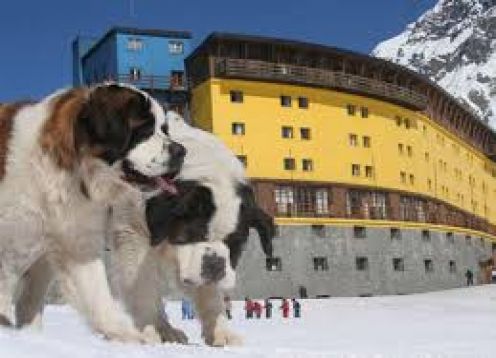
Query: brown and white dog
0,83,185,343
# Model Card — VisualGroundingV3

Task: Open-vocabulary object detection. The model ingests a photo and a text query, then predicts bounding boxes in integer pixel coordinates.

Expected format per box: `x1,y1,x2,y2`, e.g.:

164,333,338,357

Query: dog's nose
201,253,226,283
169,142,186,160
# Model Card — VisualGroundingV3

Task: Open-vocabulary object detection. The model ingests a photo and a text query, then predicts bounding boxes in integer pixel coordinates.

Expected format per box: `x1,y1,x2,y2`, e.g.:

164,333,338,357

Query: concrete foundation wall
232,225,494,299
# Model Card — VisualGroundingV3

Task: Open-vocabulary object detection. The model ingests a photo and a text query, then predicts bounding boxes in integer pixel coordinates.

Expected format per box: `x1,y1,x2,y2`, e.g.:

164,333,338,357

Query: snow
1,285,496,357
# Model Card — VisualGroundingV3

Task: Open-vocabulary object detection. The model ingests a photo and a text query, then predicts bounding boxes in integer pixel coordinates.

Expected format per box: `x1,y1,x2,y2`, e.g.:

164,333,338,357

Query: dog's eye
161,123,169,136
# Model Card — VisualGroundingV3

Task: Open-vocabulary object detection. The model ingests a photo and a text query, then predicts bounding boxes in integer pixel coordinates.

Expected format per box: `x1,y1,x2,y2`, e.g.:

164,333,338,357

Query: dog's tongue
155,176,178,195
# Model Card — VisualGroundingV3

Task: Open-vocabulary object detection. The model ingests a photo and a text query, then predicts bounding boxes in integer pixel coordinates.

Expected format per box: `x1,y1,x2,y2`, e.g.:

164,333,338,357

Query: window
356,257,369,271
399,196,426,222
398,143,404,154
427,179,432,190
280,95,292,107
313,257,329,271
315,189,329,215
446,232,454,243
127,37,143,51
298,97,309,109
363,136,371,148
400,171,406,183
353,226,366,239
231,122,245,135
449,260,457,273
424,259,434,273
404,118,411,129
281,126,294,139
465,235,471,245
170,70,184,87
311,224,326,237
492,243,496,253
230,90,243,103
283,158,296,170
390,228,401,240
300,127,311,140
365,166,374,178
302,159,314,172
395,116,402,126
393,258,405,272
360,107,369,118
422,230,431,242
346,190,388,220
347,104,356,116
274,186,294,216
349,134,358,147
409,174,415,185
236,155,247,167
266,257,282,271
425,152,430,161
352,164,360,177
274,186,330,217
407,146,413,157
129,67,141,81
168,40,184,54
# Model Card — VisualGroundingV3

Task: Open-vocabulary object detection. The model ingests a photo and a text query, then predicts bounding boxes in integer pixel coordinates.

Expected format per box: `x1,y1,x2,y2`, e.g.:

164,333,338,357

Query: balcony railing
112,74,186,91
215,58,428,110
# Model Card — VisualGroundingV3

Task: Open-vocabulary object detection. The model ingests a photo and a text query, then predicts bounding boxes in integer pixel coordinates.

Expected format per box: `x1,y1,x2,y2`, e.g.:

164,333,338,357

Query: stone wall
232,225,494,299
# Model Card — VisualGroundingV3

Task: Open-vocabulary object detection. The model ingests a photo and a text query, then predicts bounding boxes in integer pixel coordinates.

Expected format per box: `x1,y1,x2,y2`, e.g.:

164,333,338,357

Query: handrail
111,74,186,91
215,58,428,110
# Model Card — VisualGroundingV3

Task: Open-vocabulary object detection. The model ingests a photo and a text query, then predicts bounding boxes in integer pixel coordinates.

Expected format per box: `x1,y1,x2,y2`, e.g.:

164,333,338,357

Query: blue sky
0,0,436,102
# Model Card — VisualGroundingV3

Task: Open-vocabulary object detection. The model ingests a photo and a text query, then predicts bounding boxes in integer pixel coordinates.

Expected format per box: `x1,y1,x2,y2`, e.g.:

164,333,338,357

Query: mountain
372,0,496,127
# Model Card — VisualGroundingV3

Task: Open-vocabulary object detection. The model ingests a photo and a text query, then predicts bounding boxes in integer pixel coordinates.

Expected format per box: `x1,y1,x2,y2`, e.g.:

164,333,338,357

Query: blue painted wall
81,34,118,85
116,33,191,81
72,36,96,86
78,29,192,90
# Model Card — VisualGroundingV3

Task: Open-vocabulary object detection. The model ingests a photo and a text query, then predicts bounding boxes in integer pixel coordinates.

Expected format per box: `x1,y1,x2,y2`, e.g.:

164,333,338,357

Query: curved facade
186,33,496,298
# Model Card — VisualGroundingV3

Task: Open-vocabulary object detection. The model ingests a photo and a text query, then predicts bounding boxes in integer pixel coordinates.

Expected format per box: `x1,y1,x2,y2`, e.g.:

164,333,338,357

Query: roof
187,32,496,137
82,26,192,61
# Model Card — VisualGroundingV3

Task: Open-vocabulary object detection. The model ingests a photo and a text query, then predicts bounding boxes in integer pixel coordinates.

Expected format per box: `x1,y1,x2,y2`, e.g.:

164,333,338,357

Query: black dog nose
169,142,186,160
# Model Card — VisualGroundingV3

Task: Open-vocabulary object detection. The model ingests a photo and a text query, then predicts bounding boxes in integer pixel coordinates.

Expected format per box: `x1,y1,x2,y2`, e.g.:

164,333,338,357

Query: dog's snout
201,253,226,283
169,142,186,160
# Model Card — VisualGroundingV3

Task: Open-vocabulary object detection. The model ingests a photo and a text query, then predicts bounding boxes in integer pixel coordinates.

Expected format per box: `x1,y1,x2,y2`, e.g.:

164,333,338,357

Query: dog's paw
208,328,243,347
157,324,188,344
100,326,161,344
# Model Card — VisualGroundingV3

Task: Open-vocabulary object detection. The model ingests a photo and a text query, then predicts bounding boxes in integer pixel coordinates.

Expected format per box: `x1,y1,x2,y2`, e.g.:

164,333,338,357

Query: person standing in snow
224,295,233,320
465,269,474,286
253,301,262,319
181,298,190,320
264,298,273,319
245,297,253,319
280,298,290,318
292,298,301,318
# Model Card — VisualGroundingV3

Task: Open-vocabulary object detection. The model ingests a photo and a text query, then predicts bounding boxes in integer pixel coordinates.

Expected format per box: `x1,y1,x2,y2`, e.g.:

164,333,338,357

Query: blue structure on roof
72,27,193,112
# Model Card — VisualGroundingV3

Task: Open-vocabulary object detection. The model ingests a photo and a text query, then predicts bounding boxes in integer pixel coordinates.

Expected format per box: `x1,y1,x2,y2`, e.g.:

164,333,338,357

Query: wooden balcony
215,58,428,110
114,74,186,91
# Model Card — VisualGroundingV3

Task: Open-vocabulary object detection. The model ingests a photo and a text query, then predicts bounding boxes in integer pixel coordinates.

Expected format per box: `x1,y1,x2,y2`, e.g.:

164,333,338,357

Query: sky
0,0,437,102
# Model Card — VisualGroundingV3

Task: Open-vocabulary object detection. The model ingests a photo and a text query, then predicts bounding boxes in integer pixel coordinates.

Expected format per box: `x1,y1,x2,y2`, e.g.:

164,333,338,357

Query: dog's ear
248,207,275,257
238,184,275,257
75,85,153,164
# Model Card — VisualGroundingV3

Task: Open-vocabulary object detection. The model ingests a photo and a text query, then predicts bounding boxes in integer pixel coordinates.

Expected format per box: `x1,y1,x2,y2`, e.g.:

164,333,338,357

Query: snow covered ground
1,285,496,358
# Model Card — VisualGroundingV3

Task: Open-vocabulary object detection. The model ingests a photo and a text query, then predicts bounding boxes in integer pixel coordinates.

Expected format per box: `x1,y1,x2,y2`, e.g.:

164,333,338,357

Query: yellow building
186,33,495,296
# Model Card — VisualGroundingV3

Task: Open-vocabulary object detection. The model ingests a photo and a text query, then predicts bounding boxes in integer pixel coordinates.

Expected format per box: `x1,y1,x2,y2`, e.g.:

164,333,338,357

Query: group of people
181,296,302,320
244,297,301,319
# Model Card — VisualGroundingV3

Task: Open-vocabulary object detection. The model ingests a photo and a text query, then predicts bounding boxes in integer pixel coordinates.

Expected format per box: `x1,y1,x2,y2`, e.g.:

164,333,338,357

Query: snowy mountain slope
373,0,496,127
1,285,495,358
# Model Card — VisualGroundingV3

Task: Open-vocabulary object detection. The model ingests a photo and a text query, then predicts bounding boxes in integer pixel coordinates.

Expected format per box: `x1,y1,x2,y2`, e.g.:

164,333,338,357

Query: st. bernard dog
0,83,185,343
106,111,275,346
